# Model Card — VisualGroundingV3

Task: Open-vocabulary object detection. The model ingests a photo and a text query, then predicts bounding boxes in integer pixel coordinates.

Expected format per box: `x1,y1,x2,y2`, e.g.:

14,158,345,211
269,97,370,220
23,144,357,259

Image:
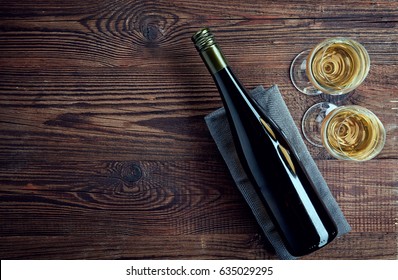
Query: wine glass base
290,50,322,96
302,102,337,147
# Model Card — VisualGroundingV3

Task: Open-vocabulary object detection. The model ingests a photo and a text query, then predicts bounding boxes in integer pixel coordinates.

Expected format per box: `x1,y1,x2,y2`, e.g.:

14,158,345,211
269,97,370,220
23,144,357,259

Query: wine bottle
192,28,338,256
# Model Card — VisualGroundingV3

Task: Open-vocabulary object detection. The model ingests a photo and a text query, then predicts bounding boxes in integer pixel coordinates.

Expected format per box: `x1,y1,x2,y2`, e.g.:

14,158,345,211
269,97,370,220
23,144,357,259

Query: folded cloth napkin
204,85,351,259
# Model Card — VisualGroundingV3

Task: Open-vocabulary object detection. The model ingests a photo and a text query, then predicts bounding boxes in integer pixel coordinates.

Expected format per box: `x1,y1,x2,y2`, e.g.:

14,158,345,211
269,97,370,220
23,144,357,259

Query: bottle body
192,28,337,256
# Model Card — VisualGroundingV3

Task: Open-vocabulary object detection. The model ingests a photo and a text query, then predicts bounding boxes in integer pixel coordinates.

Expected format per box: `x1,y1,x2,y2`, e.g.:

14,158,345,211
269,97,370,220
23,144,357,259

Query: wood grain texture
0,0,397,259
0,233,396,259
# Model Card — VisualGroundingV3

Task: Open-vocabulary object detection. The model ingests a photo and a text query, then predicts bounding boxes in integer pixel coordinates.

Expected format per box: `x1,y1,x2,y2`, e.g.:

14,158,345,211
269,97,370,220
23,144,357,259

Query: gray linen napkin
204,84,351,259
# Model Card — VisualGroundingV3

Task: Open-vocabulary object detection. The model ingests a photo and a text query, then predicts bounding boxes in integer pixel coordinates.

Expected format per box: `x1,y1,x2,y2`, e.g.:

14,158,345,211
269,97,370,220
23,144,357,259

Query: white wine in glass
290,37,370,95
321,105,386,161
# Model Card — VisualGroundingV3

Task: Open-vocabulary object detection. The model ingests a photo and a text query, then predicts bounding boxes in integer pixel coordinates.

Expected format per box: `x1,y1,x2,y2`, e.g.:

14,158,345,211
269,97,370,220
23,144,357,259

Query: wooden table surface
0,0,397,260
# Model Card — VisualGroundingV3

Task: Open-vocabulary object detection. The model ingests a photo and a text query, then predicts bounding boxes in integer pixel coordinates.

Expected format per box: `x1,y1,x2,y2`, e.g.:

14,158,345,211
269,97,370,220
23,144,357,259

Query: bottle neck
192,28,228,74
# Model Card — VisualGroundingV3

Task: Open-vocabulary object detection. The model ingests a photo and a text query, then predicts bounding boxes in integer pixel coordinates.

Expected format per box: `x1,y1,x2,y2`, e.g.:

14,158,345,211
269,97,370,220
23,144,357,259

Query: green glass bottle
192,28,337,256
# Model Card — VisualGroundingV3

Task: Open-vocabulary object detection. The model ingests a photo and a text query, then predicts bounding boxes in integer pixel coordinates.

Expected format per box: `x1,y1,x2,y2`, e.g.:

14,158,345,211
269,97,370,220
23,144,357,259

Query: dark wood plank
0,160,396,237
0,0,397,260
0,232,396,259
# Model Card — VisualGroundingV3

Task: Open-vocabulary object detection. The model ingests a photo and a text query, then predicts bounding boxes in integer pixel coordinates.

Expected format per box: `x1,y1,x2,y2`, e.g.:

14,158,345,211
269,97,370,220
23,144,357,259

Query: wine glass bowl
307,38,370,95
290,37,370,96
321,105,386,161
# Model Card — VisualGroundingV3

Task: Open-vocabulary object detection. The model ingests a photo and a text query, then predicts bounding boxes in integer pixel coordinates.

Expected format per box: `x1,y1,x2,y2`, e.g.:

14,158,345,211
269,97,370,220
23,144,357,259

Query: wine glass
306,104,385,161
290,37,370,96
290,37,371,146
